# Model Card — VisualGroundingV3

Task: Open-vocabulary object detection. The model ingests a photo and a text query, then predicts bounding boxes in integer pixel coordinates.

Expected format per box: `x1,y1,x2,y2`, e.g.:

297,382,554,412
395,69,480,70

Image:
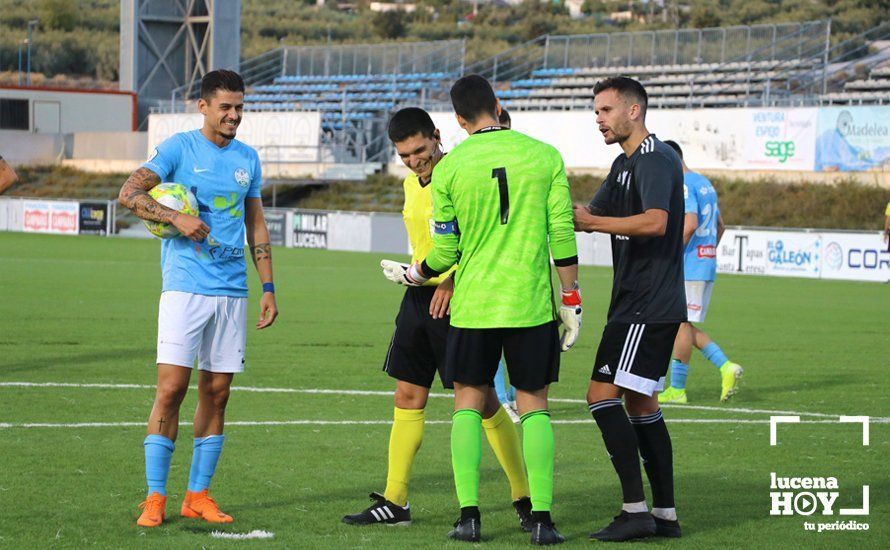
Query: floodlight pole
27,19,39,86
18,42,24,86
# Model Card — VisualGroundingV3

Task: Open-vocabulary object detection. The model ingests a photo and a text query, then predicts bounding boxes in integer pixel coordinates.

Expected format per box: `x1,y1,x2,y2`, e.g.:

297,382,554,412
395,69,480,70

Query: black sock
589,399,646,504
630,409,675,509
460,506,480,522
531,510,552,525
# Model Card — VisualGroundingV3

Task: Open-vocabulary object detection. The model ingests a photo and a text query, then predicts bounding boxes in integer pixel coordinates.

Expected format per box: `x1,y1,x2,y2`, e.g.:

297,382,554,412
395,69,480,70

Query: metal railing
689,20,830,107
280,39,465,77
480,20,860,110
467,21,830,85
241,47,287,85
784,21,890,101
465,35,548,85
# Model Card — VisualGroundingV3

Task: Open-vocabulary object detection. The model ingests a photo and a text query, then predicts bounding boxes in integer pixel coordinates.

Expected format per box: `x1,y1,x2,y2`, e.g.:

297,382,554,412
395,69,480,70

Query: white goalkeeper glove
558,284,582,351
381,259,429,286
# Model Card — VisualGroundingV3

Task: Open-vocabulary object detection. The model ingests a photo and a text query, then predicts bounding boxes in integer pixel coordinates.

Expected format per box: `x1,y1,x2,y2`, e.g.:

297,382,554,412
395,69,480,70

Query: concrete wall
0,199,25,231
370,212,409,254
71,132,148,160
61,159,143,173
327,211,373,252
0,130,64,164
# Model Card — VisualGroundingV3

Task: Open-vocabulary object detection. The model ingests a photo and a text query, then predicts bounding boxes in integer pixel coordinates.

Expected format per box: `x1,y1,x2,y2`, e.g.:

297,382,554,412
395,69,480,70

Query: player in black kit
573,77,686,542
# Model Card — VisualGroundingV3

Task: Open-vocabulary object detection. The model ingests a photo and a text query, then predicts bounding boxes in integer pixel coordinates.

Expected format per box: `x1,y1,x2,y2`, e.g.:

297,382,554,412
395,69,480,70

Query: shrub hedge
4,165,888,230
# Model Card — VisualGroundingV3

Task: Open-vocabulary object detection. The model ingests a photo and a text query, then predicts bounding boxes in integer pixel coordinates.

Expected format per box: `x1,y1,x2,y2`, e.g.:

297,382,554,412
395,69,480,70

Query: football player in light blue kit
118,69,279,527
659,140,742,404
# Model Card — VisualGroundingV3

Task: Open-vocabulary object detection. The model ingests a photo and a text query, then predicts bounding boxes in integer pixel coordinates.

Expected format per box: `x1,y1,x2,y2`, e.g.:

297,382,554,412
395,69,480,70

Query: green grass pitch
0,232,887,548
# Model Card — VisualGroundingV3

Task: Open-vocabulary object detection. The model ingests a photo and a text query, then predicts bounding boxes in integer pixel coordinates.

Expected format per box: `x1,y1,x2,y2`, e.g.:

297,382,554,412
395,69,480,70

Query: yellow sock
483,406,530,500
383,407,425,506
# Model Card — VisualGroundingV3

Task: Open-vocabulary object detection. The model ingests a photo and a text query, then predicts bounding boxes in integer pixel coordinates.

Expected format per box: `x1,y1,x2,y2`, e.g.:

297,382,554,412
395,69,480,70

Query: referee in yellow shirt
343,108,533,529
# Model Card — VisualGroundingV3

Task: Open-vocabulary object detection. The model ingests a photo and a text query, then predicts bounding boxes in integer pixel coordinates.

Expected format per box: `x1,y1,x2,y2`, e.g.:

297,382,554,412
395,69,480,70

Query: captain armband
433,220,459,235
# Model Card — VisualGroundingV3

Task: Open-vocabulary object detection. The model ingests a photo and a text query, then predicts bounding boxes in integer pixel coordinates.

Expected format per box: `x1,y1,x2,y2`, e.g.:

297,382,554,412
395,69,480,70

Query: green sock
451,409,483,508
521,410,554,512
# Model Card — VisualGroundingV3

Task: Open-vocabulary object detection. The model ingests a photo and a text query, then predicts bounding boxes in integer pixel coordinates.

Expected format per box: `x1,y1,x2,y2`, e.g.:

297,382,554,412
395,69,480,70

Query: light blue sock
493,359,510,404
187,437,203,491
702,342,729,369
144,434,175,496
188,434,225,492
669,359,689,390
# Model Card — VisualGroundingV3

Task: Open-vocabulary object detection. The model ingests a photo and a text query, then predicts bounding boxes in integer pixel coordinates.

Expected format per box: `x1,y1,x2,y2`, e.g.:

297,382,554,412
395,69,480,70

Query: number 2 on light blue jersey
696,203,716,237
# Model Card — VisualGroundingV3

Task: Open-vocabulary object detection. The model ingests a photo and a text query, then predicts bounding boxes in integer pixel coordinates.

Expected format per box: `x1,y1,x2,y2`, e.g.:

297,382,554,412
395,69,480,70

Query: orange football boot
181,489,233,523
136,492,167,527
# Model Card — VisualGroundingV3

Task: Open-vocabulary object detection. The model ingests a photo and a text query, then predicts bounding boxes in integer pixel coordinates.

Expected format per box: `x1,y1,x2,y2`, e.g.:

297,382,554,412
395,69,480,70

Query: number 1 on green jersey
491,167,509,224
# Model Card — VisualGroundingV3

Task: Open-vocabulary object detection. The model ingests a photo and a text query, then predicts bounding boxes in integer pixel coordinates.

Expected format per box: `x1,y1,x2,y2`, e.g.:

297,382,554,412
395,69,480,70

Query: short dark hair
593,76,648,118
664,140,683,159
450,74,497,124
201,69,245,101
498,108,511,127
388,108,436,143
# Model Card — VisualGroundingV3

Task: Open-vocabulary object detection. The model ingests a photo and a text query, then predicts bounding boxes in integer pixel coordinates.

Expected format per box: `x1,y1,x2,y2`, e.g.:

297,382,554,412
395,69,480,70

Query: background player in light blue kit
119,69,279,527
660,140,742,404
491,107,520,421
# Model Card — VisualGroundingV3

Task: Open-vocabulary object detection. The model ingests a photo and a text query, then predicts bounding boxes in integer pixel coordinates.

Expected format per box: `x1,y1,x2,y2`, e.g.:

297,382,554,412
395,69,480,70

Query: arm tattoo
118,167,180,224
250,242,272,265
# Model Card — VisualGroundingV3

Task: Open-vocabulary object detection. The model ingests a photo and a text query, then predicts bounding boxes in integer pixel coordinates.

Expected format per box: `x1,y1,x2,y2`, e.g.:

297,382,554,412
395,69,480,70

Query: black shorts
445,321,560,392
592,322,680,396
383,286,452,389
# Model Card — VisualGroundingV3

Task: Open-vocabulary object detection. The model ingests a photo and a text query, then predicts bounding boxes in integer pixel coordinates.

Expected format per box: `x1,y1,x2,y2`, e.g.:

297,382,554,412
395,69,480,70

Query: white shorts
684,281,714,323
157,291,247,373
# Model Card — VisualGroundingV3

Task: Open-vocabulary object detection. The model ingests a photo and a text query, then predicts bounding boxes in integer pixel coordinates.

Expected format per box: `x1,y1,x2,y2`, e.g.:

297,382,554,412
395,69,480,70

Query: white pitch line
210,530,274,540
0,382,156,390
2,418,888,429
1,381,880,421
0,382,398,396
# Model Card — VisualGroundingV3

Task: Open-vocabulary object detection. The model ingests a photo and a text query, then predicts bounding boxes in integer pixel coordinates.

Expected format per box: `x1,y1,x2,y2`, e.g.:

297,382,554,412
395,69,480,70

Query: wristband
262,282,275,294
406,263,430,285
561,284,581,306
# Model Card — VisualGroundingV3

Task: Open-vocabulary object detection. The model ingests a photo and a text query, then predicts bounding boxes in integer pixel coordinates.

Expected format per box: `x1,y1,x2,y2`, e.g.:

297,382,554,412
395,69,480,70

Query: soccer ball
143,183,199,238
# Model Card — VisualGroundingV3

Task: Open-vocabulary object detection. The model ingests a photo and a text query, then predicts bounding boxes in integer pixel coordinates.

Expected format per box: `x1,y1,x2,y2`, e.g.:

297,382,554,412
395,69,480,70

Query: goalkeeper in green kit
381,74,582,545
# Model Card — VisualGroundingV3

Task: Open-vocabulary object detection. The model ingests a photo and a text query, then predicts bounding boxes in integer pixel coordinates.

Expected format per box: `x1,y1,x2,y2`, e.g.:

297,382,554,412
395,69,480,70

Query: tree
581,0,610,16
39,0,79,32
690,4,721,28
371,9,407,40
524,16,557,40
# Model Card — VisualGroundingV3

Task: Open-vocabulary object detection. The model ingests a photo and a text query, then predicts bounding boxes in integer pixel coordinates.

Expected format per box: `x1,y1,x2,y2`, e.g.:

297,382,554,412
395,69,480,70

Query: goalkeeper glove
558,284,582,351
381,259,429,286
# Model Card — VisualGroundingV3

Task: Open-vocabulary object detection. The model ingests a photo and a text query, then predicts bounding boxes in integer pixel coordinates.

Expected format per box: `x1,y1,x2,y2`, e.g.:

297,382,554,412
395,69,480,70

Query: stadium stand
467,20,888,110
778,22,890,106
245,71,455,126
498,59,824,109
153,20,888,164
820,52,890,106
232,41,462,161
474,21,833,110
822,62,890,105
